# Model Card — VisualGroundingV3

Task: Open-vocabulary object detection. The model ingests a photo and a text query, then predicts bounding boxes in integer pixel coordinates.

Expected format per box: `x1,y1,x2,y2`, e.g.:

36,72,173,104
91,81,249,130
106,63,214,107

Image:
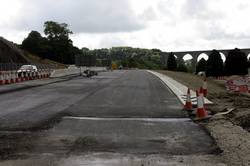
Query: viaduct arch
162,48,250,70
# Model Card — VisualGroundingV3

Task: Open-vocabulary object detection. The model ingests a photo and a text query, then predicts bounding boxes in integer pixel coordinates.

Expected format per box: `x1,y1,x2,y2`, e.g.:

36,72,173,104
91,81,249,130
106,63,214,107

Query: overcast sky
1,0,250,51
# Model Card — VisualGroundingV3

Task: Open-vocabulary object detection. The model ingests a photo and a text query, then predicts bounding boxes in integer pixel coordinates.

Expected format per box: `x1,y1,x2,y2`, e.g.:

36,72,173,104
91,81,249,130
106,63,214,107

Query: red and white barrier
0,69,52,86
10,71,15,84
0,72,5,85
4,72,10,84
226,76,250,93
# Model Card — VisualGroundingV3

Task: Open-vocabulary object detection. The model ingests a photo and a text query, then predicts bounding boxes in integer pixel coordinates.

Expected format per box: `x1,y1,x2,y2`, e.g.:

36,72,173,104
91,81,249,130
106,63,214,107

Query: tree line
21,21,81,64
21,21,165,69
21,21,250,76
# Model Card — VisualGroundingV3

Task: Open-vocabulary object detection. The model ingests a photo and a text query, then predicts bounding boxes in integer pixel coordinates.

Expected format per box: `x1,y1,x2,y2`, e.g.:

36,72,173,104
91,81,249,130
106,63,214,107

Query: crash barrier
0,63,56,71
0,63,56,85
225,76,250,93
0,69,52,85
210,75,250,93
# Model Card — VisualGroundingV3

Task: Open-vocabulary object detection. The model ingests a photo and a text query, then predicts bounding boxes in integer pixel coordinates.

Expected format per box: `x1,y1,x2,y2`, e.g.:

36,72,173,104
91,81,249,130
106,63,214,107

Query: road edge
147,70,213,105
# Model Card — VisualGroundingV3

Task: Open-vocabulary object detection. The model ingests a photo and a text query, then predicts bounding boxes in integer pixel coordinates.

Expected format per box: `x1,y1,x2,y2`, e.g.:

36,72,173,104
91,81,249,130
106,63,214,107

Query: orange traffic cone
195,92,210,120
203,79,208,97
184,88,193,111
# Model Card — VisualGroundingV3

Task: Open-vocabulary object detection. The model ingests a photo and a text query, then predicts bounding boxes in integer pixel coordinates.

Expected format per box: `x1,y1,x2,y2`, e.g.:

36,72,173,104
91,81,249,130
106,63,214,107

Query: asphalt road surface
0,70,225,165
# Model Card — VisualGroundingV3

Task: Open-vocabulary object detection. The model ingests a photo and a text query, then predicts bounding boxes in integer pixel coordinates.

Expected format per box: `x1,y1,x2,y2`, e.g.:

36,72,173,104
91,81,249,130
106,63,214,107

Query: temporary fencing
0,63,56,85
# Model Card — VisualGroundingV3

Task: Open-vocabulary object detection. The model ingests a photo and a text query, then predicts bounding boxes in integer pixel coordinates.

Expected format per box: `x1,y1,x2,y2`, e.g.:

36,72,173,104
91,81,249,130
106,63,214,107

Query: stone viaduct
162,48,250,70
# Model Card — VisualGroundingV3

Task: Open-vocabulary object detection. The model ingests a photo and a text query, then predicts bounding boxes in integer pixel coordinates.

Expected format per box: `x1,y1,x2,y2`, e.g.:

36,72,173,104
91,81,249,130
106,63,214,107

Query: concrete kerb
147,70,213,106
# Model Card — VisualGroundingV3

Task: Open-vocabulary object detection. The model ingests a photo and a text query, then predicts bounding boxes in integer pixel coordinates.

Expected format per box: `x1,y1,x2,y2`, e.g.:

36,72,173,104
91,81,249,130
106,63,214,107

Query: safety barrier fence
210,75,250,93
0,63,56,85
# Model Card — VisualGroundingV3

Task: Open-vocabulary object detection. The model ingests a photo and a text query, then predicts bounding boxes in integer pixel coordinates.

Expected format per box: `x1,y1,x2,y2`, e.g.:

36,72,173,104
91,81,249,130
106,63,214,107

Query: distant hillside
0,36,29,63
0,36,65,68
24,51,66,68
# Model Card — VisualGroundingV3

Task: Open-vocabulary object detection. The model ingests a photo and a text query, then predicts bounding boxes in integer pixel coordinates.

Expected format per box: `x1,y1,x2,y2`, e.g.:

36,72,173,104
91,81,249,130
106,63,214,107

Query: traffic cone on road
203,79,208,97
184,88,193,111
195,92,210,120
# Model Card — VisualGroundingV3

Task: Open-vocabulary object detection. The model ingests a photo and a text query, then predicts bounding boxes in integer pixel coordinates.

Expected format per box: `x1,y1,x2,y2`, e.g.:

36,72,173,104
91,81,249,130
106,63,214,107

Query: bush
177,63,188,72
196,58,207,74
206,50,224,77
167,52,177,71
224,48,248,76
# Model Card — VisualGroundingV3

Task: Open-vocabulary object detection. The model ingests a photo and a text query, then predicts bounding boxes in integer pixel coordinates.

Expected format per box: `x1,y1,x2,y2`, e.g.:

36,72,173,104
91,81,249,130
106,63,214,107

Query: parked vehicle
83,69,98,77
17,65,38,77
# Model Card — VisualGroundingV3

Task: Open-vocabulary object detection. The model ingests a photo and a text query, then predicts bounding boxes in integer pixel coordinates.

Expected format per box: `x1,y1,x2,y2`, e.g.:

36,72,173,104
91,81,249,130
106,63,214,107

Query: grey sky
0,0,250,51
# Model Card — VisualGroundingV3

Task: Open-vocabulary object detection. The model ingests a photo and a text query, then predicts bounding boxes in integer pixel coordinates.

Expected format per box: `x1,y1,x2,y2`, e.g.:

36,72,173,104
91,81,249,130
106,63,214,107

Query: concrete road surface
0,70,225,165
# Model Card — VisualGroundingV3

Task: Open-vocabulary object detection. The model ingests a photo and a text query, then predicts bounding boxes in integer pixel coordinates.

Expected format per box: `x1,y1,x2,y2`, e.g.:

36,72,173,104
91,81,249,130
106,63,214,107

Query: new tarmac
0,70,224,165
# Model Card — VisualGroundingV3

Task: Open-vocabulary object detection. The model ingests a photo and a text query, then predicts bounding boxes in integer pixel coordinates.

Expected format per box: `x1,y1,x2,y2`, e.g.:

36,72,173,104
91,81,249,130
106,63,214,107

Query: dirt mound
0,37,65,69
0,37,29,63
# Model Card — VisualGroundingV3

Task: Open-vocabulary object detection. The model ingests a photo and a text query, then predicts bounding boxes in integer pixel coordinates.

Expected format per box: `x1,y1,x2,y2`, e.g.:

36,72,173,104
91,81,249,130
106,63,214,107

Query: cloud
139,7,158,21
99,35,127,48
1,0,144,33
2,0,250,51
182,0,207,18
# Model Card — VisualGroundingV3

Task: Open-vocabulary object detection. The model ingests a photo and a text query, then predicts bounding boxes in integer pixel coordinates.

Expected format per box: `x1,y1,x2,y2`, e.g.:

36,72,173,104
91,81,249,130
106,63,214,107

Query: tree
167,52,177,71
21,31,50,58
176,58,188,72
44,21,72,40
224,48,248,76
128,57,137,68
44,21,74,64
177,63,188,72
196,58,207,74
248,57,250,69
206,50,224,77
